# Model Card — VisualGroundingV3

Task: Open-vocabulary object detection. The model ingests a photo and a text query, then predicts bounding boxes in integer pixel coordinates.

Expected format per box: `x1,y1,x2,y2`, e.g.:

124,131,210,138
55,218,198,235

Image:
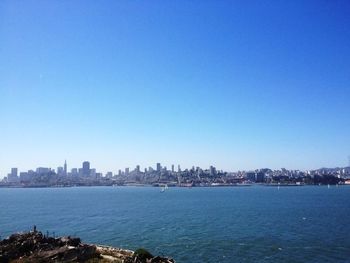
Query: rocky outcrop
97,246,175,263
0,231,99,262
0,230,175,263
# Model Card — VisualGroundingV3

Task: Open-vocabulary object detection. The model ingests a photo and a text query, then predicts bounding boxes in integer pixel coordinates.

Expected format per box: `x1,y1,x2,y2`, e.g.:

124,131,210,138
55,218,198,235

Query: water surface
1,186,349,262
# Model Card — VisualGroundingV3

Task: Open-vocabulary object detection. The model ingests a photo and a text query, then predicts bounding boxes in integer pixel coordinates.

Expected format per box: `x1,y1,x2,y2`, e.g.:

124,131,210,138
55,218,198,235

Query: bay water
1,186,349,262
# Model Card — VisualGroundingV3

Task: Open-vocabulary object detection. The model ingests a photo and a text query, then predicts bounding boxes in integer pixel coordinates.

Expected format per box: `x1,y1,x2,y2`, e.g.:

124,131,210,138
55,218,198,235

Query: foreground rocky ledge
0,230,175,263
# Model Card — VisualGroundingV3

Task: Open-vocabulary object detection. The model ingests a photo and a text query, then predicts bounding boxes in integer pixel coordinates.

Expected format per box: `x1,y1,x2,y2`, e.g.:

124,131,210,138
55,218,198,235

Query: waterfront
1,186,350,262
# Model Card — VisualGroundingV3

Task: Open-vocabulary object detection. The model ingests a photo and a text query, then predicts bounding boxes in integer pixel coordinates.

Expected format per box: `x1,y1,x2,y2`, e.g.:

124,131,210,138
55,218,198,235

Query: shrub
133,248,153,262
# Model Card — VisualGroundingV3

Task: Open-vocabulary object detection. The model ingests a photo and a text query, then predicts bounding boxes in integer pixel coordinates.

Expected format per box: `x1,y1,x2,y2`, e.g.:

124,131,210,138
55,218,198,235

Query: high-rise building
11,168,18,177
64,160,67,176
135,165,140,173
19,172,30,182
36,167,50,174
90,168,96,178
210,166,216,176
8,168,19,183
125,168,129,176
57,167,64,176
157,163,161,172
171,165,174,173
178,165,181,173
71,168,78,176
82,161,90,176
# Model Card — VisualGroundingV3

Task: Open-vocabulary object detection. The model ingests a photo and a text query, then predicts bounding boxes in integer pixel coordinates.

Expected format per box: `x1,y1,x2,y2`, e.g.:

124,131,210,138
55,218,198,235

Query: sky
1,0,350,177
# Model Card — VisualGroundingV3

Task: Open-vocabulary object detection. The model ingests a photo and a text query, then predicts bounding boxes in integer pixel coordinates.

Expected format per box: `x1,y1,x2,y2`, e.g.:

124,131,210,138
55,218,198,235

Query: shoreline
0,183,348,189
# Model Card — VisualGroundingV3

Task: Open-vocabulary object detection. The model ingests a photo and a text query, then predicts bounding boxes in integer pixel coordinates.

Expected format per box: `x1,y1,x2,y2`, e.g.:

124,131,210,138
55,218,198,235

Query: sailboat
160,184,168,193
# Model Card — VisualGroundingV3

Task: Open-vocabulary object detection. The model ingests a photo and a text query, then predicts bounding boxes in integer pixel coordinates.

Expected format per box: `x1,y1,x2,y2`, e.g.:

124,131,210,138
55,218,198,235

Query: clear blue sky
1,0,350,176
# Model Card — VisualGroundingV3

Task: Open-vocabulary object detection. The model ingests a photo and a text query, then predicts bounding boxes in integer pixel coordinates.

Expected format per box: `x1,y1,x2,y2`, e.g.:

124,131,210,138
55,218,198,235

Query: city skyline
1,1,350,176
2,158,349,187
2,159,350,180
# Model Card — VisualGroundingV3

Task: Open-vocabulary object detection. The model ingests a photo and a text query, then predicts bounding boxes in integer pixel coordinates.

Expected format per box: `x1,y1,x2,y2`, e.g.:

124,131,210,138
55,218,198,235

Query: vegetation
133,248,154,262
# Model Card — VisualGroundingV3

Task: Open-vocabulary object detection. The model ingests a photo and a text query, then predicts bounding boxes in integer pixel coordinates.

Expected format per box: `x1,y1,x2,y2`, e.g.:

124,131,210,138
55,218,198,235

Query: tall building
90,168,96,178
64,160,67,176
36,167,50,174
19,172,30,182
11,168,18,177
125,167,129,176
178,165,181,173
71,168,78,176
8,168,19,183
171,164,175,173
135,165,140,173
57,167,64,176
210,166,216,176
157,163,161,172
82,161,90,176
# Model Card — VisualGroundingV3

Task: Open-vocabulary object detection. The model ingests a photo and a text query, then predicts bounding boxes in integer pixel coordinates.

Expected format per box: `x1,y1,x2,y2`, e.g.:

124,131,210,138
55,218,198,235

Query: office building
7,168,19,183
82,161,90,176
71,168,78,176
57,167,64,176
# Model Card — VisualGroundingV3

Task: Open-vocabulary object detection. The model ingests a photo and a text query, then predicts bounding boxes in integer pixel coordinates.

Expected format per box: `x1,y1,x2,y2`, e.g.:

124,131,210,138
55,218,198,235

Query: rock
0,229,175,262
58,236,81,247
0,230,100,262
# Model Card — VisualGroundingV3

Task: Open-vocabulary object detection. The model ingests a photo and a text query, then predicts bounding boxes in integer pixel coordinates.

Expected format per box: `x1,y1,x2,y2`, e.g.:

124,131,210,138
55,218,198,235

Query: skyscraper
82,161,90,176
157,163,161,172
64,160,67,176
11,168,18,177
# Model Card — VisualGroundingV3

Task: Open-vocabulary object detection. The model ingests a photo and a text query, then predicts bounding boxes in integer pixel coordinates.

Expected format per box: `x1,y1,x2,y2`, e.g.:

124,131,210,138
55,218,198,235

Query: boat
160,184,168,193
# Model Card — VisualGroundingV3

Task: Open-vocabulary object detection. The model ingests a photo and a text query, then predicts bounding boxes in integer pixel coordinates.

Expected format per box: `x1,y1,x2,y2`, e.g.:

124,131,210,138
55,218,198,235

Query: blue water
1,186,350,262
